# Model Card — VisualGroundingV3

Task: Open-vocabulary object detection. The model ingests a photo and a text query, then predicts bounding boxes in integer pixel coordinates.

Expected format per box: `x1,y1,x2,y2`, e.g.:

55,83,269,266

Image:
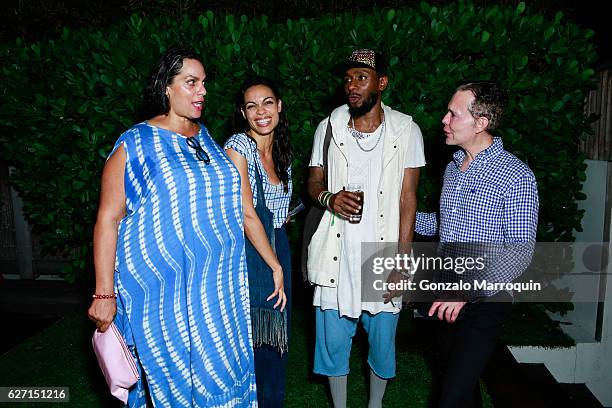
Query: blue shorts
314,307,400,379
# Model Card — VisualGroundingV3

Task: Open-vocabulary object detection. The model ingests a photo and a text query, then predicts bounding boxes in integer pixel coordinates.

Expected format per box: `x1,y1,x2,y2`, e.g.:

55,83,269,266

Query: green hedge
0,2,597,281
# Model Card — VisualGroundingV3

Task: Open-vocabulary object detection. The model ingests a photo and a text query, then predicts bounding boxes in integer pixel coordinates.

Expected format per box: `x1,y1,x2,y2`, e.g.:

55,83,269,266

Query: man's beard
348,91,379,118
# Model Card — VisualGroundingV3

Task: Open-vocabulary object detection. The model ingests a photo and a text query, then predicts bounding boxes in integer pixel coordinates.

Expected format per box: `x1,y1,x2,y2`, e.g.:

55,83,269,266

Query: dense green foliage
0,2,597,280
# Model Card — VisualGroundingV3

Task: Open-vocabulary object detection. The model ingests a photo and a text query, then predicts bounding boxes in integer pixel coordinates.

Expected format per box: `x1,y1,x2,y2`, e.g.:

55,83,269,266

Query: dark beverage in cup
348,183,364,224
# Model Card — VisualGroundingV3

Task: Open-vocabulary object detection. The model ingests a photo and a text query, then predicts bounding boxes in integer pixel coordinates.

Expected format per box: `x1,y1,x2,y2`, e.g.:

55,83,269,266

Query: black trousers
432,292,512,408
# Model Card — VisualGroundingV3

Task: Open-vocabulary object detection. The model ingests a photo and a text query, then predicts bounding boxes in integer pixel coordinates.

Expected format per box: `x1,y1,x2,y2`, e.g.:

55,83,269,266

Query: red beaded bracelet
92,293,117,299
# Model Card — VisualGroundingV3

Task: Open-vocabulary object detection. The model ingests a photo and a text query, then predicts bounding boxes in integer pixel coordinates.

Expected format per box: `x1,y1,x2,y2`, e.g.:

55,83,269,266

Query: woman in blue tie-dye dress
87,48,257,407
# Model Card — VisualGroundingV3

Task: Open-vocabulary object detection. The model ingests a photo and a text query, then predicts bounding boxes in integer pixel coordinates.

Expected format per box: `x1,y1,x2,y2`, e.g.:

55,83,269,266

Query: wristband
323,192,333,209
318,190,327,206
319,190,333,208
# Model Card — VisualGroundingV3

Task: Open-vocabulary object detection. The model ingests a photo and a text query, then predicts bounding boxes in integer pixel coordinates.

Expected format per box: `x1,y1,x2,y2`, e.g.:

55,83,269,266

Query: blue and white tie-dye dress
110,122,257,407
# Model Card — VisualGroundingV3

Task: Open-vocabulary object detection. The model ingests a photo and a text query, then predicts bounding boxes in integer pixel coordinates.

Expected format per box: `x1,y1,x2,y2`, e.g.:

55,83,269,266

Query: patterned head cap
336,48,388,75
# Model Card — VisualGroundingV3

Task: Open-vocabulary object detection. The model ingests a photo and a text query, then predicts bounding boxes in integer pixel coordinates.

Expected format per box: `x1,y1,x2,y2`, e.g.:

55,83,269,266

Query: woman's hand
88,298,117,332
267,266,287,313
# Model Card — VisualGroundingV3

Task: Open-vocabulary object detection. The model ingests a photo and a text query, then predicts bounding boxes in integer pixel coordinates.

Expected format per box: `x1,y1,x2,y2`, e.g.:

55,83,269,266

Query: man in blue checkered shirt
415,82,538,407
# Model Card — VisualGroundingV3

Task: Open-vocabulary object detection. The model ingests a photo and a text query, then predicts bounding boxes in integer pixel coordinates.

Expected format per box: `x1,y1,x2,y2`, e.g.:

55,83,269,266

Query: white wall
550,160,610,341
511,160,612,407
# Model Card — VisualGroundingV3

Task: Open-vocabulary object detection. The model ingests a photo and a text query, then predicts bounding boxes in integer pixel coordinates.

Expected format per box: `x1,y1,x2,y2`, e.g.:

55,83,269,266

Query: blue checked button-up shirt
224,133,292,228
415,137,539,296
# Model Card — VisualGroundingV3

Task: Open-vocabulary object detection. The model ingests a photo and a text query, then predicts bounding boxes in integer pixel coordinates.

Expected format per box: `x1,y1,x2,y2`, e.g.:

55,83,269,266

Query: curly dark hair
142,48,202,118
456,81,508,132
233,76,292,193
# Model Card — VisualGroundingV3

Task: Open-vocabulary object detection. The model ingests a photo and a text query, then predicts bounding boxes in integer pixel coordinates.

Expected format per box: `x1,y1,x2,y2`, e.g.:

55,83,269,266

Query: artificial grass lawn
0,311,116,407
284,308,493,408
0,302,569,407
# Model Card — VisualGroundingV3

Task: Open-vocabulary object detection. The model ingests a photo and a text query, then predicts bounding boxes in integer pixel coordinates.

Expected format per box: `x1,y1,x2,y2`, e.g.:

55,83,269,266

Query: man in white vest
306,49,426,408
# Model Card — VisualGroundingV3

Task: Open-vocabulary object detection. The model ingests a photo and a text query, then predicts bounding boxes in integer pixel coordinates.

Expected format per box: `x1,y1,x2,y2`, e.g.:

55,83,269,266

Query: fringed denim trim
251,307,288,355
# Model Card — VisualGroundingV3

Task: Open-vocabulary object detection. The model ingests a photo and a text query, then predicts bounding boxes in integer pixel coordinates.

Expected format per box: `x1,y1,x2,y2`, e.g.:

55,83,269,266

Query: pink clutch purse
92,322,140,404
